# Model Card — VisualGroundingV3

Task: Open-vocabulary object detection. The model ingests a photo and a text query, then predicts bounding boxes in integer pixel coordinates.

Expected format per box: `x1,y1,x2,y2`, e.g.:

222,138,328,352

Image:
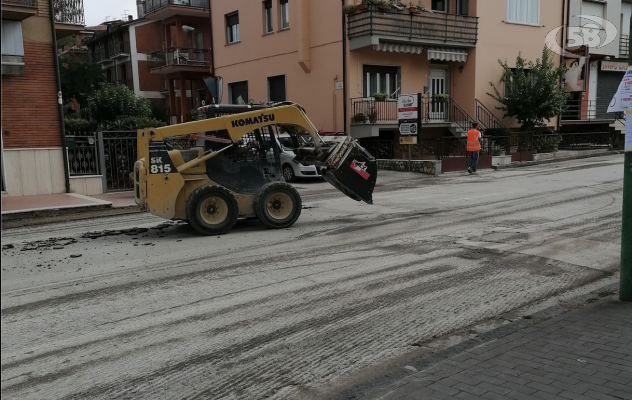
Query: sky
84,0,137,26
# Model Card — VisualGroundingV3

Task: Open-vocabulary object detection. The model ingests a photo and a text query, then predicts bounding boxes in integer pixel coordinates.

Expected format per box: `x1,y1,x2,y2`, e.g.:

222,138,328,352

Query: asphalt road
1,155,624,400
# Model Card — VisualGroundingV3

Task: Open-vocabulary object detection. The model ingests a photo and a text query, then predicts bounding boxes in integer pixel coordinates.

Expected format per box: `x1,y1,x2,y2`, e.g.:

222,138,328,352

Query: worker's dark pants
469,151,480,172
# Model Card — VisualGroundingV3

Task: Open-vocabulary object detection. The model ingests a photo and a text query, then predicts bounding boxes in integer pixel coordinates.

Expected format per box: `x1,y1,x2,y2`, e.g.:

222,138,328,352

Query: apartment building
140,0,214,124
1,0,85,196
210,1,564,143
561,0,631,128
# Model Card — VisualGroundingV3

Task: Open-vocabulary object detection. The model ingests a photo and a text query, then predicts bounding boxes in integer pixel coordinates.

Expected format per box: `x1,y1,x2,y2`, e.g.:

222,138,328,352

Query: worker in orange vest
467,122,482,174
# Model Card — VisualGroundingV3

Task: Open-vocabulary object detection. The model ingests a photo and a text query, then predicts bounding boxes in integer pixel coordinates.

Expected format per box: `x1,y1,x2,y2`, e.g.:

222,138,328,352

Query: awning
427,47,468,62
373,43,423,55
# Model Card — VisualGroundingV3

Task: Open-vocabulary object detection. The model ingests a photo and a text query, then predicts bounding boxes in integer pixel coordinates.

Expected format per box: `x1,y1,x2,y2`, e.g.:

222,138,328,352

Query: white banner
607,67,632,113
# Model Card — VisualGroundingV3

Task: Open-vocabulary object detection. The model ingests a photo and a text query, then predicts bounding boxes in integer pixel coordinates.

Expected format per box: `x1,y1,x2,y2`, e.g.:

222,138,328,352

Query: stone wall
377,159,441,176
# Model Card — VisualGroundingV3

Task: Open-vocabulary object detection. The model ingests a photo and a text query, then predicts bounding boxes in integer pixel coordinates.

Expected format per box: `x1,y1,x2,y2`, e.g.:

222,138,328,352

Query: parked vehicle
278,134,323,182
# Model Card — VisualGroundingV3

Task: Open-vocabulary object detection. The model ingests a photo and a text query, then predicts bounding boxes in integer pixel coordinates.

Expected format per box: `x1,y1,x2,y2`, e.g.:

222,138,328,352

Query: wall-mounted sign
601,61,628,72
399,123,418,136
336,81,344,90
564,57,587,92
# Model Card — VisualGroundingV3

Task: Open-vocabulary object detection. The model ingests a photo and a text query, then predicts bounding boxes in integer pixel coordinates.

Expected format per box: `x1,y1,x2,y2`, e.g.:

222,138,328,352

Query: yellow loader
134,101,377,235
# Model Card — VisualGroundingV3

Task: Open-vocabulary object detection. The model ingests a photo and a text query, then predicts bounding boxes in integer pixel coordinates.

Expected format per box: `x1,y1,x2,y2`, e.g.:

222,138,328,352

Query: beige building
210,0,564,167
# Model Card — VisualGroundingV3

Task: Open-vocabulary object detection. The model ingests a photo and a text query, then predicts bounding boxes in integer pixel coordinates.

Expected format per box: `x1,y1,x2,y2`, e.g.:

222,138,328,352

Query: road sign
608,67,632,112
399,122,418,136
400,136,418,145
398,94,419,120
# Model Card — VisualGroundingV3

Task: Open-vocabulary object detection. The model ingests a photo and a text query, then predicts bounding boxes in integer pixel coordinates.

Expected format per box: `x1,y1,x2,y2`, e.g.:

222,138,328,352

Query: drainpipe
342,0,348,133
208,0,215,76
49,0,71,193
556,0,567,133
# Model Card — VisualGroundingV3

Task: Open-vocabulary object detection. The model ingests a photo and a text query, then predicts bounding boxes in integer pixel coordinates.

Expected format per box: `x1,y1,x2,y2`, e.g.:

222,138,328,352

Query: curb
492,150,622,170
328,281,620,400
1,205,142,228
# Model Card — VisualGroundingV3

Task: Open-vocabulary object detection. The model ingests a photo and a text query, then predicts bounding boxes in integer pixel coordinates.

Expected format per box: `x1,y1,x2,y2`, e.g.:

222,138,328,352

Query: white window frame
226,13,240,44
1,20,25,57
280,0,289,30
264,0,273,34
507,0,540,26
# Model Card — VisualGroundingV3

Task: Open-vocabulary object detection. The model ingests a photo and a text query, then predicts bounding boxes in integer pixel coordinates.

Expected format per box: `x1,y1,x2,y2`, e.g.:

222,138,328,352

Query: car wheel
282,164,296,182
186,186,239,235
254,182,302,229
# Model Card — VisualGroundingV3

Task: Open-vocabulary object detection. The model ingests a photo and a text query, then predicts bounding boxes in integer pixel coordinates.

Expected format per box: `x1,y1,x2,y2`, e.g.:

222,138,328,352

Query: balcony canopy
427,47,468,63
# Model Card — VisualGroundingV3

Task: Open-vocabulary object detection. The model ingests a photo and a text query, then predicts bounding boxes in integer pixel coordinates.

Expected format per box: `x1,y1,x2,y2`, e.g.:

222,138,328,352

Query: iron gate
97,124,137,192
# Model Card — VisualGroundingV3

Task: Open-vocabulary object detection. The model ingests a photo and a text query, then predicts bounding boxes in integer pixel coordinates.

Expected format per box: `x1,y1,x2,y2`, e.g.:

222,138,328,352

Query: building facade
210,0,565,143
1,0,85,197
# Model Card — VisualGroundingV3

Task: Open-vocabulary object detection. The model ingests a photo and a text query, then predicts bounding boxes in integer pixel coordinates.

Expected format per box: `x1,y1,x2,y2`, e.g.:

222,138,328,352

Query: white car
278,135,323,182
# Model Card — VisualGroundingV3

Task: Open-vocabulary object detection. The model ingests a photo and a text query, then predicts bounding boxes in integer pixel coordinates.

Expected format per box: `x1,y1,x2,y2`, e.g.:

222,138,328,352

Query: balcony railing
147,47,211,70
1,0,37,7
351,97,475,132
54,0,84,25
348,8,478,46
144,0,209,14
109,41,130,58
561,100,620,122
621,35,629,59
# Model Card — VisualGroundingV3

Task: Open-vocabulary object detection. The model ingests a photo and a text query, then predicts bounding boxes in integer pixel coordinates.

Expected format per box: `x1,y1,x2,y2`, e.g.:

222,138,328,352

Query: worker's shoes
467,167,473,174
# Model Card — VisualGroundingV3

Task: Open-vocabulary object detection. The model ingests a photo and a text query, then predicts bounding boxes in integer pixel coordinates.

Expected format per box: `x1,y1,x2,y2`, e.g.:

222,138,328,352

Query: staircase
610,112,626,135
475,99,510,136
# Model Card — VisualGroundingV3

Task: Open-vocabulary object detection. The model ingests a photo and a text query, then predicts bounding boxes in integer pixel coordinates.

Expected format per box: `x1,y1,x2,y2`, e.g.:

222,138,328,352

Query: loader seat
180,148,201,163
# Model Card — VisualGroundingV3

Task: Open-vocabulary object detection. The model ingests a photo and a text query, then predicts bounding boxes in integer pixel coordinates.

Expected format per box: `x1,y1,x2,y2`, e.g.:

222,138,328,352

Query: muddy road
1,155,624,400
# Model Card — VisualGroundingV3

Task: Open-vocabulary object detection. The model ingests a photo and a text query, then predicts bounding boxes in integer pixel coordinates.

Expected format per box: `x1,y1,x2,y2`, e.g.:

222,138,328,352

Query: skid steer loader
134,101,377,235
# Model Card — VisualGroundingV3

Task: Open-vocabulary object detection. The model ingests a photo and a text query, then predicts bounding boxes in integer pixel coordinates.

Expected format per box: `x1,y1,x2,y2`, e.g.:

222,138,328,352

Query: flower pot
356,3,369,11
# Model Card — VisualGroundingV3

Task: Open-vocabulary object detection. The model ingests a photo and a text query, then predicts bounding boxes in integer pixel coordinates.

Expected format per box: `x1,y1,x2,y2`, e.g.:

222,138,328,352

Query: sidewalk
1,191,137,220
364,296,632,400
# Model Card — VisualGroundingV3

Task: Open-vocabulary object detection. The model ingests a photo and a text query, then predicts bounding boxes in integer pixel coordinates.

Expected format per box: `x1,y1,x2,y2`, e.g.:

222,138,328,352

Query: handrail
475,99,509,135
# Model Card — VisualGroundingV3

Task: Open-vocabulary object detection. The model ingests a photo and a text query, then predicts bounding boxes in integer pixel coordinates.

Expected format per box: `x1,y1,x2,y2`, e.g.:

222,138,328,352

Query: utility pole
621,17,632,302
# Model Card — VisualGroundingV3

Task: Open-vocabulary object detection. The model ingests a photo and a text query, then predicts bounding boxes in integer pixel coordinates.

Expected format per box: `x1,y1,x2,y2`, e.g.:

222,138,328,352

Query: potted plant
373,92,388,101
407,2,418,13
343,4,357,14
367,107,378,123
353,113,366,123
417,1,426,11
356,0,371,11
433,93,449,103
377,0,392,10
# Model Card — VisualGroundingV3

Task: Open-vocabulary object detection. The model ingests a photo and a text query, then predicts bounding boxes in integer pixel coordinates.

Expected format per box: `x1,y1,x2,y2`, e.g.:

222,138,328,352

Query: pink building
211,0,564,164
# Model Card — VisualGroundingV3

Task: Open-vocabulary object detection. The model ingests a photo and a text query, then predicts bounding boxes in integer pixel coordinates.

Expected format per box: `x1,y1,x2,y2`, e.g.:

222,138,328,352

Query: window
363,65,399,98
456,0,469,16
507,0,539,25
226,12,240,44
228,81,249,104
1,20,24,57
264,0,273,34
268,75,286,102
280,0,289,30
431,0,448,12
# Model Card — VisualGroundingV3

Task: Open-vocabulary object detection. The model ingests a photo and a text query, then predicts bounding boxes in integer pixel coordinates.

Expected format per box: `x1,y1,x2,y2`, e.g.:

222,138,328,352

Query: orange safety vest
467,129,481,152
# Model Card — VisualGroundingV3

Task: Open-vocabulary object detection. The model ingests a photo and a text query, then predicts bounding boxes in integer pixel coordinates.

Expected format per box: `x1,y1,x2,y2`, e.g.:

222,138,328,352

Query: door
429,69,447,121
194,32,204,62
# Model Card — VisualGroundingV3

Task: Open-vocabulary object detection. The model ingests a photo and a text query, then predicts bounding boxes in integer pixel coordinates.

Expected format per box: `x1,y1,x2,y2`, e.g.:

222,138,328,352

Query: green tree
488,48,568,131
89,84,165,128
59,54,104,110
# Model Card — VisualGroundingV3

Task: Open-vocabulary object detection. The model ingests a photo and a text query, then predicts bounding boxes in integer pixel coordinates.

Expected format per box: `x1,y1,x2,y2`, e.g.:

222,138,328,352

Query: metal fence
66,132,99,176
147,47,211,70
621,35,629,59
53,0,84,25
98,129,137,192
1,0,37,6
144,0,209,14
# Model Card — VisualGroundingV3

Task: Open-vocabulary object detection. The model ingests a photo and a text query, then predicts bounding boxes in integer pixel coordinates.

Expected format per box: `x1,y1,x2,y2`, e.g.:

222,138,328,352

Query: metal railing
351,98,398,123
147,47,211,70
561,100,615,121
476,99,509,135
53,0,84,25
1,0,37,7
621,35,629,59
347,7,478,45
144,0,209,14
66,133,99,176
108,41,130,58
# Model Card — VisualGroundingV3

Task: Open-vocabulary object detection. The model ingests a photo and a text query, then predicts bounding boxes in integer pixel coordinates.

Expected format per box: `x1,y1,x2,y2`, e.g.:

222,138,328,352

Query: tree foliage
89,84,165,128
59,54,104,110
488,48,568,131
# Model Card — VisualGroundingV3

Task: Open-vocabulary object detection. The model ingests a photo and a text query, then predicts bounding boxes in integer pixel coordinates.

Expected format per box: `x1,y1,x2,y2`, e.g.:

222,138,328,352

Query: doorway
429,69,447,121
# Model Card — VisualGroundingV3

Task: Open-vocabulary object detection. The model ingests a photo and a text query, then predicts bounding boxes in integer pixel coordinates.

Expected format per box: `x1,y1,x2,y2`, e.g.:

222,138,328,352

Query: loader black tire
254,182,302,229
186,185,239,236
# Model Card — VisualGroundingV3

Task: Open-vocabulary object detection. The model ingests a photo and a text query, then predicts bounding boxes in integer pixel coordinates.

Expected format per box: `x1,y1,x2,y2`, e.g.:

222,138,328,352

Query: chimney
137,0,145,19
128,15,133,21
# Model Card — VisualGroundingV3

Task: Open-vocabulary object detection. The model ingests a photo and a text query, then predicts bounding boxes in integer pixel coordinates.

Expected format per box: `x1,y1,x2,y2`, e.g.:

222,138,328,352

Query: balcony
143,0,209,20
147,47,211,74
621,35,629,59
1,0,37,20
54,0,85,38
109,41,130,59
347,8,478,51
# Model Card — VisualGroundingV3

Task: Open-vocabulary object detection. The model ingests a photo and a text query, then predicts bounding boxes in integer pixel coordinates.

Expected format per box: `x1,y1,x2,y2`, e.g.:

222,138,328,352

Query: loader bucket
321,138,377,204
